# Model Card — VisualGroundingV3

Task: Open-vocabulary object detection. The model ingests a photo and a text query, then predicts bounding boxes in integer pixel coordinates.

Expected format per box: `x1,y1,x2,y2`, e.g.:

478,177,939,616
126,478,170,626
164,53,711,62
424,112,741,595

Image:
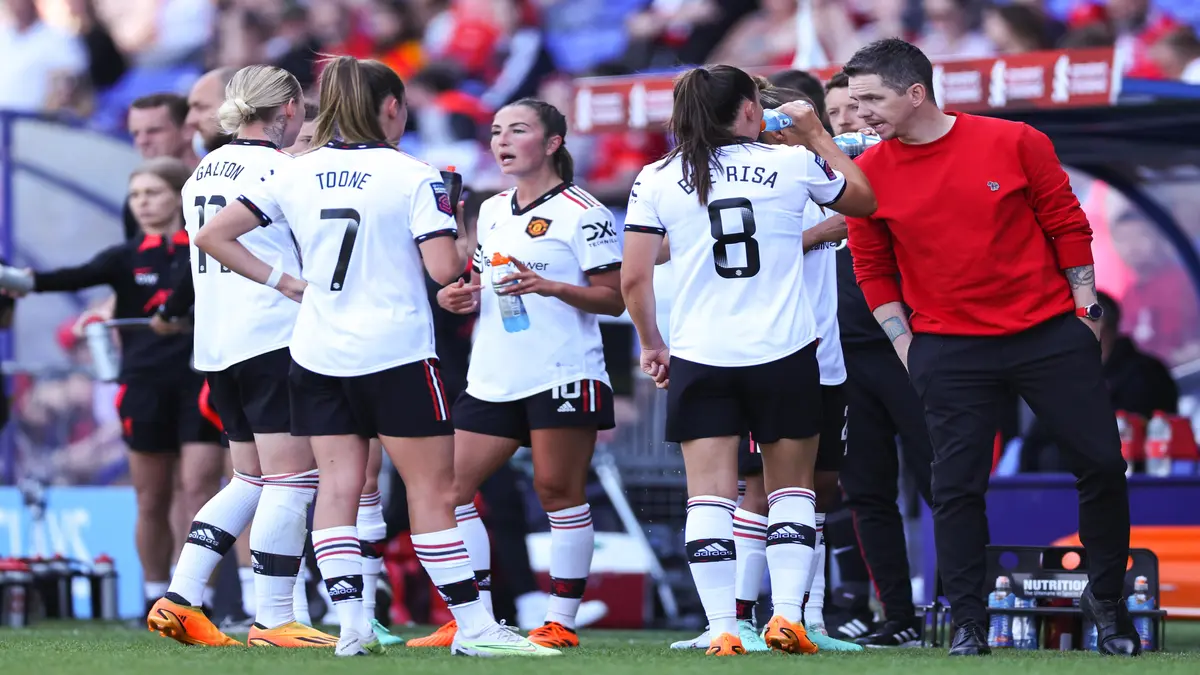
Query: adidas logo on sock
696,542,729,556
189,528,220,547
328,580,358,597
557,401,576,413
766,522,814,545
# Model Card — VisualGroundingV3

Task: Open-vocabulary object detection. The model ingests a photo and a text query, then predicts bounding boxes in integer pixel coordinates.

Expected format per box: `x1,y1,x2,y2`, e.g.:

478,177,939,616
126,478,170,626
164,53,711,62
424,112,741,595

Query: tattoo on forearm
881,316,909,343
1065,265,1095,291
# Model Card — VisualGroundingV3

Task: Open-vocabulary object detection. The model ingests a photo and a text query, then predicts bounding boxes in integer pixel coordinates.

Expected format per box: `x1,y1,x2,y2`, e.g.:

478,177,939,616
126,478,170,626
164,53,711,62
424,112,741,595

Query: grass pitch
2,621,1198,675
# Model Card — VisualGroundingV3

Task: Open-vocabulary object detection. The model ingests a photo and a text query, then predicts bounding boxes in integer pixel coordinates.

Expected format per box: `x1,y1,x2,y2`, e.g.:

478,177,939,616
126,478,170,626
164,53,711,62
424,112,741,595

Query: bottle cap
490,252,510,266
447,165,457,172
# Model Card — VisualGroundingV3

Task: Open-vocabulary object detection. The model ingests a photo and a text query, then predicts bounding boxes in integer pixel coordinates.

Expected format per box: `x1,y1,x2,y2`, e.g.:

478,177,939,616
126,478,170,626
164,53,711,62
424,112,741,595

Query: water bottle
1012,596,1038,649
1145,412,1172,477
1127,576,1155,651
833,132,883,159
0,264,34,294
490,253,530,333
761,108,795,133
2,559,32,628
90,554,118,621
85,321,122,382
1117,411,1134,477
987,575,1014,647
47,555,73,619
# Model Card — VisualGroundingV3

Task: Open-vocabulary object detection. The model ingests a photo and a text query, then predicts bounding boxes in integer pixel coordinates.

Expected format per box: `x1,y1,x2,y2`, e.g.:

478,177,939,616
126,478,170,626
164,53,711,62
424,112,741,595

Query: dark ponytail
663,65,760,204
507,97,574,183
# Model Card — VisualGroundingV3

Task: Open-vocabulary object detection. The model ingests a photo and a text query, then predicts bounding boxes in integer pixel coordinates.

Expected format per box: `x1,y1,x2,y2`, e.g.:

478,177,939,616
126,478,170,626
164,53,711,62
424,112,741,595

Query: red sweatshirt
846,112,1094,336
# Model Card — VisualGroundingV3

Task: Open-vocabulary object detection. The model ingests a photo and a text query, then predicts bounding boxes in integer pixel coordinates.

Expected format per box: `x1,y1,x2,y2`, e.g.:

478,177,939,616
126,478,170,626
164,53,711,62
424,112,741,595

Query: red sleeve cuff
1053,238,1095,269
860,277,903,311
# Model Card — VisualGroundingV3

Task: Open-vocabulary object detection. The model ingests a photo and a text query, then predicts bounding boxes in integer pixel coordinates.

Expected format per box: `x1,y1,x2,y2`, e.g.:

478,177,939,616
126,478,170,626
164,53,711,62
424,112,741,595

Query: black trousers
840,341,934,623
908,312,1130,627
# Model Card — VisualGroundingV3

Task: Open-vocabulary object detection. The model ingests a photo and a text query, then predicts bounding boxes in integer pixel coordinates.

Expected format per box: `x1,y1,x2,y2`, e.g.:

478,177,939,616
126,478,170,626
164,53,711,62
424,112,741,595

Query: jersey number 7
323,208,361,291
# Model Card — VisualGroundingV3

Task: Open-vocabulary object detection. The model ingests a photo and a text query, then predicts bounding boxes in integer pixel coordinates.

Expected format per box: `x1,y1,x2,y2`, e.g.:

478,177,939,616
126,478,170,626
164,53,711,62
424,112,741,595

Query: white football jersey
468,184,621,401
183,139,301,371
238,140,457,377
802,201,845,385
625,142,846,367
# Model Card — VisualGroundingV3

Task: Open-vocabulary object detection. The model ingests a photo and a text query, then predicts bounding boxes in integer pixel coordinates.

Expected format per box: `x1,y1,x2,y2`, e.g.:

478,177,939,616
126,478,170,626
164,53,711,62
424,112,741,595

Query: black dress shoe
948,621,991,656
1081,586,1141,656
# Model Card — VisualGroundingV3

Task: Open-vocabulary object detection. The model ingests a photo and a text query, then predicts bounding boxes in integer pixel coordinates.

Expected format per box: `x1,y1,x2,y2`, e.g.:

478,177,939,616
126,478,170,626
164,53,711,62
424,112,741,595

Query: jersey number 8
708,198,760,279
323,208,361,291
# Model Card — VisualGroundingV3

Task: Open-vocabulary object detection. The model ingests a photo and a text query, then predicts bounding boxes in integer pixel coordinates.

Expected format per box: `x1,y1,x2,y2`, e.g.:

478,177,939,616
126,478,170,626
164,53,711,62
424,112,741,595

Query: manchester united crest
526,217,552,238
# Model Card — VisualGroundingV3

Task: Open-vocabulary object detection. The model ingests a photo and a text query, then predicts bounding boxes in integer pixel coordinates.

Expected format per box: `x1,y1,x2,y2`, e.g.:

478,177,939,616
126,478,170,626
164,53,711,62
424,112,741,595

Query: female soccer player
410,98,622,650
195,56,557,658
144,64,340,649
0,158,222,620
620,65,876,656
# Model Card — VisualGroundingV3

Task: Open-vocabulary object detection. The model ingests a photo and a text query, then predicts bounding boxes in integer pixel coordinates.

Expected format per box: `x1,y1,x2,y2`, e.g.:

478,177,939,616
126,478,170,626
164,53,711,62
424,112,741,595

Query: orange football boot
706,632,746,656
763,615,819,654
406,620,456,647
528,622,580,648
247,621,338,647
146,597,241,647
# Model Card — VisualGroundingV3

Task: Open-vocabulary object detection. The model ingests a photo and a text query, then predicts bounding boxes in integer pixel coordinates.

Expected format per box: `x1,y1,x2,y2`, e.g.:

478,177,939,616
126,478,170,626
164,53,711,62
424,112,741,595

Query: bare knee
319,466,367,508
533,473,584,513
740,474,769,515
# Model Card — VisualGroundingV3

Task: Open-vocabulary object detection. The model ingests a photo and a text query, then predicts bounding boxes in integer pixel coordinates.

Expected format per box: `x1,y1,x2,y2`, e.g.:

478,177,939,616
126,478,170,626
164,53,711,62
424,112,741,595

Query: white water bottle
1145,412,1172,477
489,253,530,333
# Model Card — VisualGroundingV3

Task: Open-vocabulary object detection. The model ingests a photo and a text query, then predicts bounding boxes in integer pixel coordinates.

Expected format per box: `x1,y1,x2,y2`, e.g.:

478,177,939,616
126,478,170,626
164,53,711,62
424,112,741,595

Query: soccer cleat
146,597,242,647
406,619,456,647
737,619,769,652
335,630,385,657
670,628,710,649
706,632,746,656
451,621,561,657
371,618,406,646
854,620,923,648
764,615,819,654
808,626,865,652
528,621,580,648
247,621,338,647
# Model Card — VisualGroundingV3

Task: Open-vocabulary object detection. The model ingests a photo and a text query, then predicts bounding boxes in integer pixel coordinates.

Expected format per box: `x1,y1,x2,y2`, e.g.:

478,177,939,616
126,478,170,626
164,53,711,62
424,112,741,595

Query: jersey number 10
194,196,230,273
708,198,760,279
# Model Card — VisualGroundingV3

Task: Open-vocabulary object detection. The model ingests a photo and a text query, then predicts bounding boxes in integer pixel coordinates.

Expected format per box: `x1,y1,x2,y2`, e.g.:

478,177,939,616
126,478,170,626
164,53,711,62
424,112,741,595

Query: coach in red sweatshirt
842,39,1138,658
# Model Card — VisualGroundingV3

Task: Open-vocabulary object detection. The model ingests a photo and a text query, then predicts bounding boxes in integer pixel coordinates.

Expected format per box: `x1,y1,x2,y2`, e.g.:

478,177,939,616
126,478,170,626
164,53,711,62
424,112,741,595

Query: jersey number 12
708,198,760,279
323,208,360,291
194,196,230,273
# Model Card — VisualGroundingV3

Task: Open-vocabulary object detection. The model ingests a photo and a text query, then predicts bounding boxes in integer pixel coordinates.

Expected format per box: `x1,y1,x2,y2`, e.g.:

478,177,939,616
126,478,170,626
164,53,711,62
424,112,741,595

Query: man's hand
149,313,184,336
438,278,481,314
277,274,307,303
640,344,670,389
804,214,847,251
498,257,561,297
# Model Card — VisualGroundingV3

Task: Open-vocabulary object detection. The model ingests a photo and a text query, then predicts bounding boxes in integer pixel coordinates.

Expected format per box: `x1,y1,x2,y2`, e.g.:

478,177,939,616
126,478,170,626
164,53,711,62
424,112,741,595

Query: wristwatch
1076,303,1104,321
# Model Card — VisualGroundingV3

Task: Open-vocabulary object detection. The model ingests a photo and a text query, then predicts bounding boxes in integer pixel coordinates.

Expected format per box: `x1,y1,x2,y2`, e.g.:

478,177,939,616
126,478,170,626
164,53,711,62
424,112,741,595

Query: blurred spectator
918,0,994,59
624,0,751,70
1149,26,1200,83
769,69,829,129
371,0,427,80
0,0,87,112
708,0,799,68
406,61,490,180
478,4,556,111
1020,291,1178,472
983,3,1053,54
185,67,235,155
1108,0,1184,77
266,4,322,89
95,0,212,68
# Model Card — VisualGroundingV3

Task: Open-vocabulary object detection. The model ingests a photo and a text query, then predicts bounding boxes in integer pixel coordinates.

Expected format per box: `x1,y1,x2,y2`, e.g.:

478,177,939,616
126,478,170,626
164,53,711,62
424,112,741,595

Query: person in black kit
1021,291,1179,472
5,157,222,613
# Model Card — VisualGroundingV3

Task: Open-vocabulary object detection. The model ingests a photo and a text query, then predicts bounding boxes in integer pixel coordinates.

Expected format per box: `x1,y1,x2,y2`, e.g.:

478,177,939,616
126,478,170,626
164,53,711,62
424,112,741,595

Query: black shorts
206,348,292,443
453,379,615,446
117,373,222,453
665,342,821,444
737,384,846,476
289,358,453,438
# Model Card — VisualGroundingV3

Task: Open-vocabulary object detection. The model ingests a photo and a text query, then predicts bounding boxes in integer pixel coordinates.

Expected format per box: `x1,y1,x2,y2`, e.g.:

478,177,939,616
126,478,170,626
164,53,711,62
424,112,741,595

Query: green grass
1,622,1198,675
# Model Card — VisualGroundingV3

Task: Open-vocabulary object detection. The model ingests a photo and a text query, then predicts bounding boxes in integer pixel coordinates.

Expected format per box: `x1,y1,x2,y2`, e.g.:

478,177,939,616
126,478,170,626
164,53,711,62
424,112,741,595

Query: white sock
293,565,312,626
313,525,370,636
167,472,262,607
145,580,169,602
685,496,738,637
454,503,493,617
239,567,256,617
803,513,827,630
251,470,318,628
412,527,492,637
736,480,747,508
546,503,594,629
733,507,767,623
766,488,816,623
357,490,386,622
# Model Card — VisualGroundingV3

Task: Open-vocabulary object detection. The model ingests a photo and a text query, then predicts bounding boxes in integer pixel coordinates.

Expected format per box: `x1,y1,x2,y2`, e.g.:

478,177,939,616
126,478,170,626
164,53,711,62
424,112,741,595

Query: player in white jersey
417,99,623,650
146,65,338,649
195,56,557,658
620,65,877,657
